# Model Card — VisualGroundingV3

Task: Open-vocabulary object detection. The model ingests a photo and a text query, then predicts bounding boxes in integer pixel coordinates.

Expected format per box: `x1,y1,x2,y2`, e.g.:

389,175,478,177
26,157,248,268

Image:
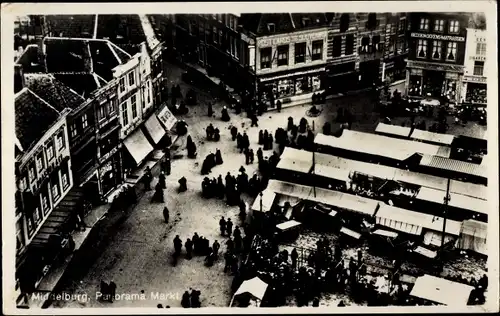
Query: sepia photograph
2,1,498,314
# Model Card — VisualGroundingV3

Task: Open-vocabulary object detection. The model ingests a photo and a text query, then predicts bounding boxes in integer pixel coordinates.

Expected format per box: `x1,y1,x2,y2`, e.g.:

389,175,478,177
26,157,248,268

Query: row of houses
14,15,170,297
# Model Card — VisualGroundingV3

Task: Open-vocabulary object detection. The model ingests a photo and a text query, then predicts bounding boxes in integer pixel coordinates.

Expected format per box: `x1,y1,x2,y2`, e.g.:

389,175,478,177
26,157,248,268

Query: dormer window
302,18,310,27
340,13,350,33
267,23,275,33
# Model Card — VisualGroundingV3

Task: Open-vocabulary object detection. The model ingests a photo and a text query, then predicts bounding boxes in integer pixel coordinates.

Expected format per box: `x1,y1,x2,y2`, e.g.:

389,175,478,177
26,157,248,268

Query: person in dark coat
238,199,246,220
173,235,182,256
236,133,243,152
185,238,193,259
213,240,220,258
108,281,117,302
263,130,269,150
153,182,164,203
192,232,200,253
226,218,233,236
181,291,191,308
208,102,214,117
230,126,238,141
219,217,227,236
159,172,166,189
100,281,109,300
226,237,235,253
213,128,221,142
224,251,232,273
144,166,152,190
206,124,214,140
242,132,250,152
190,289,201,308
258,130,264,145
221,106,230,121
215,149,223,165
291,248,298,270
268,135,274,151
164,157,171,175
163,206,169,223
250,112,259,127
248,149,255,164
217,175,225,199
231,255,239,274
205,250,215,267
178,177,187,192
257,148,263,163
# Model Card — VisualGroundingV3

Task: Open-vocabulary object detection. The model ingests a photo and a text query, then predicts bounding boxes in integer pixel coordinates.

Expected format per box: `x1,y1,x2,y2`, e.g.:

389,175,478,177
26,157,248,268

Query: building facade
461,27,487,106
382,13,409,83
405,13,470,104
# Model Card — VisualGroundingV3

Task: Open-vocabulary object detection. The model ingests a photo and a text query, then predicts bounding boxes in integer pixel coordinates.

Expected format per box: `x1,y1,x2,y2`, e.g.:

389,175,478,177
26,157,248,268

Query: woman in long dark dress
215,149,223,165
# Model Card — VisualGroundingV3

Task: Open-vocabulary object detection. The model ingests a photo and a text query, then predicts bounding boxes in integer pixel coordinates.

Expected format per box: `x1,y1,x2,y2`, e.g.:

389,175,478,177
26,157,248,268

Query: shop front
462,76,487,107
258,67,326,107
99,153,122,198
326,61,358,93
406,60,464,105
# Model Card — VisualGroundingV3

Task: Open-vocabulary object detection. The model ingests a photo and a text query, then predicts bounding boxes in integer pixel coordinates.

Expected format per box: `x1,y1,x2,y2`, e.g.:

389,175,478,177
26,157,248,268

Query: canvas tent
410,274,473,306
230,277,268,307
457,219,487,256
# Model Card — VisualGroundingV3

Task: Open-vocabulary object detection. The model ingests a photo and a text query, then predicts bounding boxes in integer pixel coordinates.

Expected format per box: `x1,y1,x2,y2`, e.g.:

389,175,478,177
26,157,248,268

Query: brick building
405,12,472,104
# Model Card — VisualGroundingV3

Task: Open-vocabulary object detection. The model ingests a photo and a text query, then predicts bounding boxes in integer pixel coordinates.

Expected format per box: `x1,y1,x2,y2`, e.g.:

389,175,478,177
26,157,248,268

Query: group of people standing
172,233,221,266
258,130,274,151
200,149,223,175
205,123,221,142
181,289,201,308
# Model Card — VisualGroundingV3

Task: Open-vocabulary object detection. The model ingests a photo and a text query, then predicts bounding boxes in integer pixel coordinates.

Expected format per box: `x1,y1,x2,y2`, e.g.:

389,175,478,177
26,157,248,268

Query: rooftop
15,88,62,151
240,13,328,36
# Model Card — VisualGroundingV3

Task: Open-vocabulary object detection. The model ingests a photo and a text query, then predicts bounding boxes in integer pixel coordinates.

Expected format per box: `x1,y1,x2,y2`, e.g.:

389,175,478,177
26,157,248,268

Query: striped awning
419,155,487,178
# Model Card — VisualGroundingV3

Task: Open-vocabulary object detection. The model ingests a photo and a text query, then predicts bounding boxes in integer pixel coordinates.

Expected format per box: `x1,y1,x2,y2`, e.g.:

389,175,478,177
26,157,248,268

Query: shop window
81,113,88,129
367,13,377,30
277,79,295,98
70,123,78,138
360,37,370,53
419,18,429,31
131,95,138,119
417,39,428,58
46,141,54,161
476,42,486,55
121,101,129,126
233,37,239,60
277,45,289,66
345,34,354,55
260,48,272,69
119,77,125,93
128,72,135,87
446,42,457,60
473,61,484,76
294,42,306,64
312,40,323,60
33,206,42,224
432,40,442,59
26,212,35,236
199,22,205,42
36,152,45,173
372,35,381,51
333,36,342,57
219,30,223,45
340,14,350,33
449,20,459,33
434,19,444,32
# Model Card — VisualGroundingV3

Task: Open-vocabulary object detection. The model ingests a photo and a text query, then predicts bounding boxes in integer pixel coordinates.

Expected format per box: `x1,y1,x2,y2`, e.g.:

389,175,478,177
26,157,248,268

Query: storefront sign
463,75,487,83
470,56,486,61
241,33,255,45
260,67,325,83
407,60,464,74
257,31,327,48
158,107,178,131
100,160,114,176
410,32,465,42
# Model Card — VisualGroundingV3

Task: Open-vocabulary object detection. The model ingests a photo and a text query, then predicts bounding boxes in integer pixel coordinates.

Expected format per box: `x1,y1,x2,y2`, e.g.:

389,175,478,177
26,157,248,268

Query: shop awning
413,246,437,259
416,186,488,215
251,189,276,213
234,277,268,301
410,129,455,146
419,154,487,179
123,128,154,165
276,159,312,174
276,220,302,231
340,227,361,239
375,123,411,138
143,114,166,145
458,220,488,255
372,229,399,238
423,231,455,247
410,274,473,306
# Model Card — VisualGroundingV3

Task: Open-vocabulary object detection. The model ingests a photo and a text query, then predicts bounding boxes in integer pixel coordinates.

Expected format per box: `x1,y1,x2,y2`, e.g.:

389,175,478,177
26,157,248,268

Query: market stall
457,219,487,256
410,274,474,306
230,277,269,307
275,220,302,241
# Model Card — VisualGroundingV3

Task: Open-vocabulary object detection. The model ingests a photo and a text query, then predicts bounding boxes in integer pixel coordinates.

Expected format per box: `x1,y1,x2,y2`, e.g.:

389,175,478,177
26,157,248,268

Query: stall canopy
423,231,455,247
276,159,312,174
410,129,455,147
375,204,462,236
416,187,488,216
419,154,487,179
413,246,437,259
277,147,313,173
372,229,399,238
233,277,268,302
251,189,276,213
276,220,302,231
340,227,361,239
123,128,154,165
143,114,166,145
410,274,473,306
458,219,487,256
375,123,411,138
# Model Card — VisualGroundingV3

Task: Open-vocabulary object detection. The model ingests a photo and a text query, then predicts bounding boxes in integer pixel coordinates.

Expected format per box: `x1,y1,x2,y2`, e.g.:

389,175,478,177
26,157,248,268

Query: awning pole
440,178,451,253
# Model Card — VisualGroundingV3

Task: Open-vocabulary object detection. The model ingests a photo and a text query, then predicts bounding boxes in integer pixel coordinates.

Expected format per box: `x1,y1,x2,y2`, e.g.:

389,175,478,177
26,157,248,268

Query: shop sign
241,33,255,45
410,32,465,42
158,107,178,131
445,72,459,80
470,56,486,61
100,160,114,177
463,75,487,83
257,31,327,48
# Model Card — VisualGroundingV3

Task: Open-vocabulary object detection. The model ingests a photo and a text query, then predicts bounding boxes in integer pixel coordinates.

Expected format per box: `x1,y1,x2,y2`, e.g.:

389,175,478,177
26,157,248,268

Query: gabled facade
461,26,487,106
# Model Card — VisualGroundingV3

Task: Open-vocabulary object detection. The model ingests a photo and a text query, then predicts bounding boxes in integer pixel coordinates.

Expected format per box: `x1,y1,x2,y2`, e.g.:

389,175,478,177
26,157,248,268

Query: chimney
14,64,25,93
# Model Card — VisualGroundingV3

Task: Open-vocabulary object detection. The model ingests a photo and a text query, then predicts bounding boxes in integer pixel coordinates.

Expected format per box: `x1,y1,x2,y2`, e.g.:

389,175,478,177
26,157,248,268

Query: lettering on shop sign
411,32,465,42
464,75,487,83
258,32,326,48
470,56,486,61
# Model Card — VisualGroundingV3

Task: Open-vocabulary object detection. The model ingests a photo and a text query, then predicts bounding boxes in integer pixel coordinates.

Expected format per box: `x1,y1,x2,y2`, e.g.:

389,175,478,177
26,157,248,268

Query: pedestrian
159,172,166,189
219,217,226,236
245,149,250,165
213,128,221,142
243,132,250,151
178,176,187,193
213,240,220,258
224,251,232,273
100,281,109,300
236,133,243,151
231,255,239,274
217,175,225,199
257,148,263,163
291,248,298,269
163,206,169,223
258,130,264,145
185,238,193,259
205,249,215,267
221,106,230,122
226,218,233,236
226,237,235,253
208,102,213,117
173,235,182,256
230,126,238,141
165,157,171,175
181,291,191,308
276,100,282,112
357,248,363,266
268,134,274,151
251,112,259,127
215,149,223,165
263,130,269,150
190,289,201,308
249,149,254,164
312,297,319,307
144,166,152,190
233,226,241,240
108,281,116,302
192,232,200,253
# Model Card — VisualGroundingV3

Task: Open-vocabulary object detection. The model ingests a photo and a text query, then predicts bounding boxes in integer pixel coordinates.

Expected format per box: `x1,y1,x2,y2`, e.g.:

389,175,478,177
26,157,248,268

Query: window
434,19,444,32
98,105,106,121
51,180,60,201
476,42,486,55
446,42,457,60
41,191,49,214
267,23,275,33
233,37,239,60
33,206,41,224
260,47,272,69
333,36,342,57
361,36,370,53
372,35,381,51
28,163,36,182
46,142,54,161
36,152,44,173
277,45,288,66
61,167,69,189
219,30,223,45
294,42,306,64
345,34,354,55
417,39,428,58
70,123,77,138
312,40,323,60
56,131,65,151
128,72,135,87
449,20,459,33
121,101,128,126
119,77,126,93
147,81,151,104
131,95,138,118
398,18,406,32
213,27,217,43
229,15,234,29
419,18,429,31
340,14,350,33
432,40,442,59
107,101,115,114
367,13,377,30
81,113,88,129
473,61,484,76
